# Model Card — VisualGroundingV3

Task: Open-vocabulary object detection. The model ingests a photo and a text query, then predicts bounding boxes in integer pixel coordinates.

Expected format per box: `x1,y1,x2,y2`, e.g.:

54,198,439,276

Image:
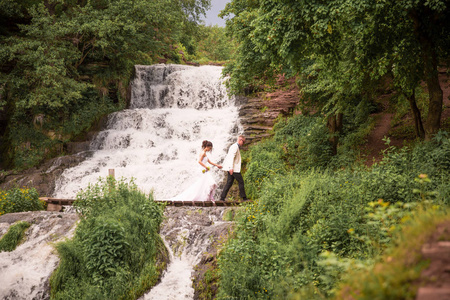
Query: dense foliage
217,114,450,299
0,0,211,169
193,25,236,64
213,9,450,296
50,177,166,299
0,187,44,215
221,0,450,139
0,221,31,252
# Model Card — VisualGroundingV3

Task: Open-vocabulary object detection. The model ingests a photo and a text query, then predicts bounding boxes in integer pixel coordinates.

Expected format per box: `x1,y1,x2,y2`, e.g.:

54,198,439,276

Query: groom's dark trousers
220,172,247,200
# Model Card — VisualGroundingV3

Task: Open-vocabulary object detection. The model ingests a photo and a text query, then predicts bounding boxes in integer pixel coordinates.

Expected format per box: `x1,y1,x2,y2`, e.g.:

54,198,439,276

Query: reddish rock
239,76,301,144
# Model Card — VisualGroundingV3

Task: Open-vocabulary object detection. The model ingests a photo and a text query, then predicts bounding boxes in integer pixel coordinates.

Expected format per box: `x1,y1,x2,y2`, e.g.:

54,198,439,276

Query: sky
201,0,231,27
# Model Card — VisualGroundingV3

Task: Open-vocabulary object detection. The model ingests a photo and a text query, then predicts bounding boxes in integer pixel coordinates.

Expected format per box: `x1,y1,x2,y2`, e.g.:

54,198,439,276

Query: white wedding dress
170,156,217,201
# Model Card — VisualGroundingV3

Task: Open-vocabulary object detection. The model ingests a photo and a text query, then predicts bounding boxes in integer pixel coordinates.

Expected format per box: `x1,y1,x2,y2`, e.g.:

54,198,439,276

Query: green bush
50,177,166,300
0,187,44,216
274,115,333,170
244,141,287,199
0,221,31,252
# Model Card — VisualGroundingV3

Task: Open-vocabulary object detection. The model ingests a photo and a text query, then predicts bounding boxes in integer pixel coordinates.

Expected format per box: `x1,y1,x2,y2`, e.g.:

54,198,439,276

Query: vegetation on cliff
0,220,31,252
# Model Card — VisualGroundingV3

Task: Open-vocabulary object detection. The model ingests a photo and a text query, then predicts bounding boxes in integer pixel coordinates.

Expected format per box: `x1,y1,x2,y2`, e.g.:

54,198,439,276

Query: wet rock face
161,207,233,263
0,152,93,197
0,211,79,300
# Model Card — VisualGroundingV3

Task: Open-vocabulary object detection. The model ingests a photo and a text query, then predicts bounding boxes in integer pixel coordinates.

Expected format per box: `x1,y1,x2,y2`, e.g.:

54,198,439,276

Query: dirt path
362,96,395,165
363,71,449,166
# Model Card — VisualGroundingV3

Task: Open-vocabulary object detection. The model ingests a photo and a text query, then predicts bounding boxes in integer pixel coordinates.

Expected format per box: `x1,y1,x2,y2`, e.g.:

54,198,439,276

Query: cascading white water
0,212,79,299
54,64,241,199
140,207,232,300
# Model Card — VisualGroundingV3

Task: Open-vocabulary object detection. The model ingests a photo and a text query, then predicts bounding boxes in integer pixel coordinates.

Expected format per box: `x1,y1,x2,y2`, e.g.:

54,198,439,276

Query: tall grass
0,221,31,252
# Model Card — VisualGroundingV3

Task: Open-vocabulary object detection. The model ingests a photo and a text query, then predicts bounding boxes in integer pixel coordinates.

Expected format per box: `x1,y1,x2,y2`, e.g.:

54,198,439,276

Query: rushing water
54,64,241,200
0,65,241,299
50,64,241,299
140,207,231,300
0,212,79,300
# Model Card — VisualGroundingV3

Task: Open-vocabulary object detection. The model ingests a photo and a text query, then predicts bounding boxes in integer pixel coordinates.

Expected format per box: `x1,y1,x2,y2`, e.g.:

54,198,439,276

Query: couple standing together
171,135,248,202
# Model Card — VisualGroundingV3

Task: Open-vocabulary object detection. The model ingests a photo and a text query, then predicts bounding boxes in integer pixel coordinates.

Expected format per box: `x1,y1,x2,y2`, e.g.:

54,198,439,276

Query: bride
170,140,222,201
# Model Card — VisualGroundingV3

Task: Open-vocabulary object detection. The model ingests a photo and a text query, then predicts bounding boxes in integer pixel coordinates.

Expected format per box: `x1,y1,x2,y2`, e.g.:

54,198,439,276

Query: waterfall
49,64,241,298
54,64,242,199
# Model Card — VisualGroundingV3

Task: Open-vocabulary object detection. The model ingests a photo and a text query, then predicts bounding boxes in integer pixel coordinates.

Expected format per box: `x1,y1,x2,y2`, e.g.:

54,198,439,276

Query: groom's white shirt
222,143,241,173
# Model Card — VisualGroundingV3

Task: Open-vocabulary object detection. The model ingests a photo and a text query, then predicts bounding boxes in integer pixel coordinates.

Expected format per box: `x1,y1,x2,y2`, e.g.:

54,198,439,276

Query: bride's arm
207,158,222,169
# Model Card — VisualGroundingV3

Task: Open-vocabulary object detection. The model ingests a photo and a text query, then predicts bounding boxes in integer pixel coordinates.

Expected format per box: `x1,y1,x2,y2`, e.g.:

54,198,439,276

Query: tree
221,0,450,140
195,25,235,62
0,0,211,168
221,0,365,152
345,1,449,139
220,0,278,94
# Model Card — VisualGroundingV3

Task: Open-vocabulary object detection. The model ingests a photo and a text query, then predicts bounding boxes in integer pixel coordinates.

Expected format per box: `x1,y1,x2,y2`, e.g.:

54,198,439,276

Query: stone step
243,125,273,131
416,287,450,300
422,242,450,258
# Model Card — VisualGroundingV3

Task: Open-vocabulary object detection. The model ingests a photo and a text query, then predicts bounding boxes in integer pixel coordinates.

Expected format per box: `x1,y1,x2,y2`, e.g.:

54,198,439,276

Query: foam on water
0,212,78,299
49,64,241,299
140,207,230,300
54,64,241,199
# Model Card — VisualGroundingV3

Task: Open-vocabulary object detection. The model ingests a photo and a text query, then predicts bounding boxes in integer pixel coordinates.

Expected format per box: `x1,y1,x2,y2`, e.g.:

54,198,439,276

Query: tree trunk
423,60,443,140
410,9,443,140
424,49,444,140
327,113,343,156
405,90,425,139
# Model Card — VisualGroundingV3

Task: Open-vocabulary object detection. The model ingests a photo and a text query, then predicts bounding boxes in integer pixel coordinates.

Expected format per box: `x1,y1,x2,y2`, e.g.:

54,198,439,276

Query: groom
220,135,248,201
